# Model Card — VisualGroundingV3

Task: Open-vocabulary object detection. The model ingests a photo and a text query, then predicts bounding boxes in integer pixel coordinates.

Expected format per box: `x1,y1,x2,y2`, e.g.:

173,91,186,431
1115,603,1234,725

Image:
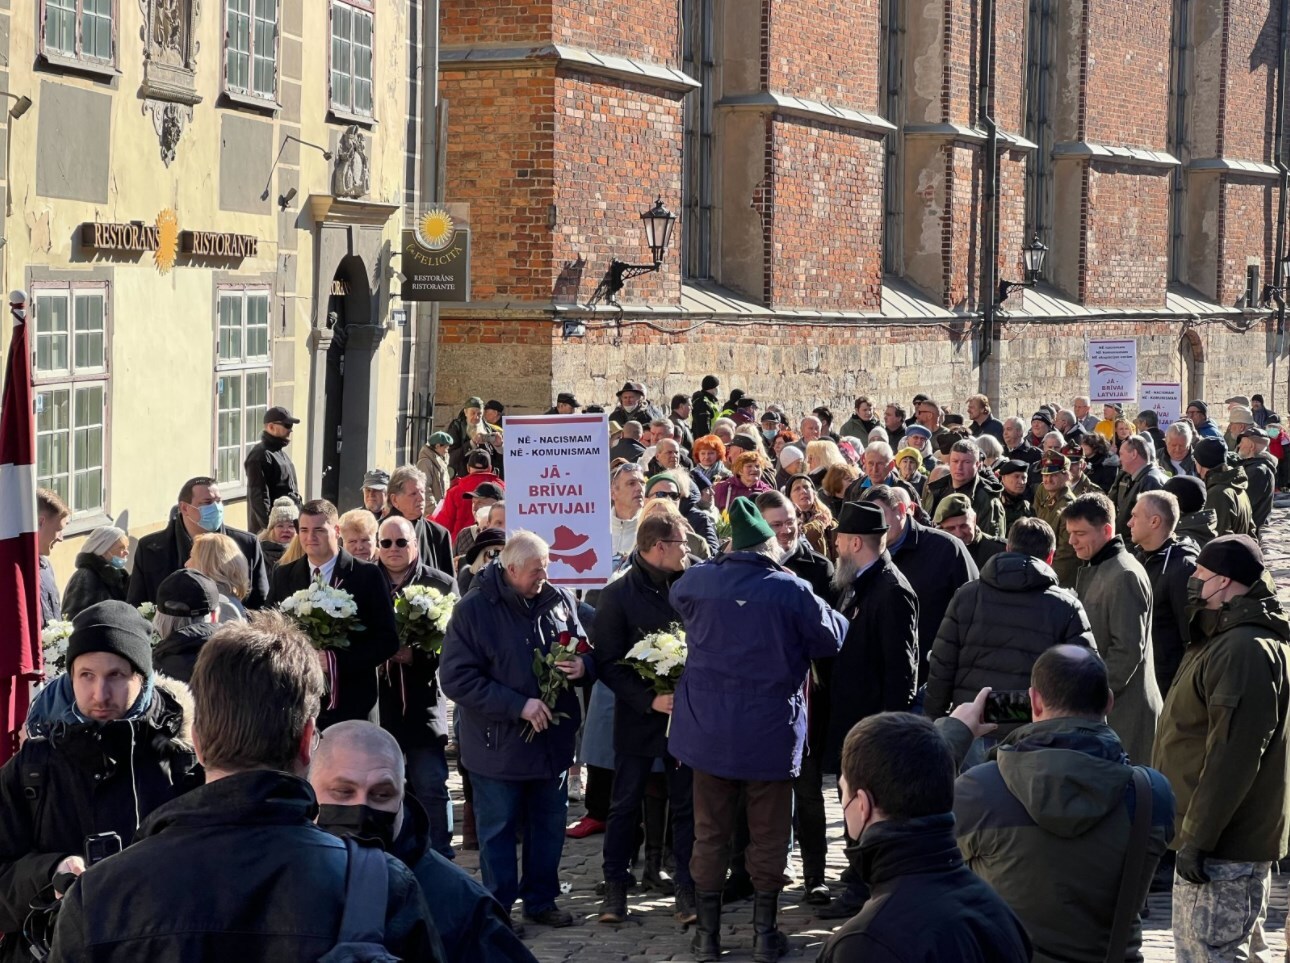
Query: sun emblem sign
417,209,455,251
154,208,180,274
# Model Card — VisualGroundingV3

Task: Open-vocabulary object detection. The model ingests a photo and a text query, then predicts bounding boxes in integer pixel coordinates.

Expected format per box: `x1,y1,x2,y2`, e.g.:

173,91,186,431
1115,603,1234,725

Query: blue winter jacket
439,562,594,781
667,552,847,781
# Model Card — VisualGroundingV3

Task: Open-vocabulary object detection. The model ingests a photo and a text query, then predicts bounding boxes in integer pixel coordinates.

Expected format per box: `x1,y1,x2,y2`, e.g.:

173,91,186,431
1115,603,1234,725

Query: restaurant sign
401,203,471,302
79,209,259,274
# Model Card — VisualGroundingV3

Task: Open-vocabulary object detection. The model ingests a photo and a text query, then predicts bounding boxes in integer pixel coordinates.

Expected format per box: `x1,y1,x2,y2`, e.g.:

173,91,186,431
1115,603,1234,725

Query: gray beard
832,554,860,592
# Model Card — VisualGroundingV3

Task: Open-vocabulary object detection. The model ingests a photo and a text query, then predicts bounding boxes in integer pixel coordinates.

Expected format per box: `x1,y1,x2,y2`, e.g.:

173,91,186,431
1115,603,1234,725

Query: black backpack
317,838,400,963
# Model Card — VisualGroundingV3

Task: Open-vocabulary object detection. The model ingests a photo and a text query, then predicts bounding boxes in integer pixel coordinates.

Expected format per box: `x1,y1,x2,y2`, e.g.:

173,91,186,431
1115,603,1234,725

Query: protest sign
1088,339,1138,403
1139,382,1182,427
504,415,612,588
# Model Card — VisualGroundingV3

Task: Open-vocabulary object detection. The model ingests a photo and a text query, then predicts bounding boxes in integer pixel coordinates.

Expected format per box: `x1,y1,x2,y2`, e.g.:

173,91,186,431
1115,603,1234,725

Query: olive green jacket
1033,486,1077,588
1202,461,1255,538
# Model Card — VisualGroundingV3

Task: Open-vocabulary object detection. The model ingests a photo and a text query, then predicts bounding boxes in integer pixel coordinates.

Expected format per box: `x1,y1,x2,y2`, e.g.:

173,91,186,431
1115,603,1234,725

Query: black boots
641,794,675,895
598,879,628,924
752,890,788,963
692,890,722,961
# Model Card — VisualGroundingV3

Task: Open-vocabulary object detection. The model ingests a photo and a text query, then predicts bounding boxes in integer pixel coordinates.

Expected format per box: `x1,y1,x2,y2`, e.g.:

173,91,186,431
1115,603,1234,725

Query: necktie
312,567,322,584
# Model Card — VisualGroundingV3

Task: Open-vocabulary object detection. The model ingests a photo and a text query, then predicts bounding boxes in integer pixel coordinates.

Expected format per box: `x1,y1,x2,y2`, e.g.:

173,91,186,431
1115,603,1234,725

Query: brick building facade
425,0,1290,426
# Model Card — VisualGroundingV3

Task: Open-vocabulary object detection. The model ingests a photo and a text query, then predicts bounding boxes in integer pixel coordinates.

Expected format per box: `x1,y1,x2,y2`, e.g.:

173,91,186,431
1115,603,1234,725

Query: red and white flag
0,290,41,763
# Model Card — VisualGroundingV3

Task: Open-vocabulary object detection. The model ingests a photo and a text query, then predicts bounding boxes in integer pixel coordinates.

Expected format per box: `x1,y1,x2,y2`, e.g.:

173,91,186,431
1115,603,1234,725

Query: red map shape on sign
551,547,597,572
550,525,589,553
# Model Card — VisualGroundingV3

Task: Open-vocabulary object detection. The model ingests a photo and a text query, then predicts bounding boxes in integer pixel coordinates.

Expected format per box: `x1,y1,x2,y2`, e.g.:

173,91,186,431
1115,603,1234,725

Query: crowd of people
11,378,1290,962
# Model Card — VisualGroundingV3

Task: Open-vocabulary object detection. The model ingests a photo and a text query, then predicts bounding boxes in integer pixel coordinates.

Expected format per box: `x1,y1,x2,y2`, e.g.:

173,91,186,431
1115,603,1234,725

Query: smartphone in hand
983,689,1033,724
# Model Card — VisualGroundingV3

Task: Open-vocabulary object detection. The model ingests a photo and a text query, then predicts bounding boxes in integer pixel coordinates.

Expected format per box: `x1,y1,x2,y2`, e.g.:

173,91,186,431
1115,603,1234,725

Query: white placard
504,414,612,589
1088,338,1138,404
1139,382,1182,427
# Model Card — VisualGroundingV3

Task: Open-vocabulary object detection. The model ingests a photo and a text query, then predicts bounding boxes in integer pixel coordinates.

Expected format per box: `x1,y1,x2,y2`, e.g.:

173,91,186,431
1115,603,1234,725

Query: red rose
558,631,572,648
575,638,591,655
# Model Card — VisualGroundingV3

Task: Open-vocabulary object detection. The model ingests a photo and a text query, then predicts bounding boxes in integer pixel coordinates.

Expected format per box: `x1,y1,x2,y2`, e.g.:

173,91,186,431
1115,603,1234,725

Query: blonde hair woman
186,532,250,622
338,509,379,563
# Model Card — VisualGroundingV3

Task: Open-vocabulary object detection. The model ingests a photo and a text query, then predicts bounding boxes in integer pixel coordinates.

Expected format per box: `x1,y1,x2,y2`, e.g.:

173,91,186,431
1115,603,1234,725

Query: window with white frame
330,0,374,117
33,285,109,517
42,0,115,64
225,0,279,101
214,289,271,488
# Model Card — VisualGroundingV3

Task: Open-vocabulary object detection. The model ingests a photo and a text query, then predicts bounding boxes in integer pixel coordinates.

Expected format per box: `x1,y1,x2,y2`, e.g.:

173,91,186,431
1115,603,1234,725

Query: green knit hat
728,496,775,551
645,472,680,497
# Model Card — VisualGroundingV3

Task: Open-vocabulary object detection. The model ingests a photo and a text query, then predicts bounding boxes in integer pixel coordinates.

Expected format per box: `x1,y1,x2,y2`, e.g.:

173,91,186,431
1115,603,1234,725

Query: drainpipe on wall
1274,0,1290,411
978,0,1001,402
415,0,442,443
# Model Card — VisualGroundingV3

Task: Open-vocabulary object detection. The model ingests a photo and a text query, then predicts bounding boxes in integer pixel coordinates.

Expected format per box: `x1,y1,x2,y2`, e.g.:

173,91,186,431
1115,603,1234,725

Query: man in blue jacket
669,497,847,963
439,531,594,934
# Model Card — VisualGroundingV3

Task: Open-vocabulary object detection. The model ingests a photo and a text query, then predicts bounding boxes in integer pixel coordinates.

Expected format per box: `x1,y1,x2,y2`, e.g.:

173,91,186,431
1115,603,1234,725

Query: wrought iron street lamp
588,197,678,306
995,234,1048,305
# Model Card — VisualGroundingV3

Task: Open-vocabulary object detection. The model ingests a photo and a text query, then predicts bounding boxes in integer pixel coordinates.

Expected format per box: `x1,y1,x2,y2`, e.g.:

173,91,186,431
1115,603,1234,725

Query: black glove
1176,843,1210,885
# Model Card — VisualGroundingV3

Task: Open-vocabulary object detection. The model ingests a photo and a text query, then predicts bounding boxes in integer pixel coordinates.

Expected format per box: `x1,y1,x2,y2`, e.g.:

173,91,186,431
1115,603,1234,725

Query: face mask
316,804,398,850
1186,575,1215,606
109,556,128,570
196,502,225,532
763,429,778,442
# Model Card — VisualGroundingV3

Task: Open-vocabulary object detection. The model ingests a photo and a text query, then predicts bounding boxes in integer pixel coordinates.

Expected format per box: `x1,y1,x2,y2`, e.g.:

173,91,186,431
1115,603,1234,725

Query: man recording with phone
0,601,200,962
948,646,1175,963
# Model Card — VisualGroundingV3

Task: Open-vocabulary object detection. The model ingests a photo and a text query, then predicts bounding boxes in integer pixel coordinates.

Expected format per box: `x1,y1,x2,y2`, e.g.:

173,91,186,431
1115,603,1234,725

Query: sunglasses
379,538,411,549
650,491,681,501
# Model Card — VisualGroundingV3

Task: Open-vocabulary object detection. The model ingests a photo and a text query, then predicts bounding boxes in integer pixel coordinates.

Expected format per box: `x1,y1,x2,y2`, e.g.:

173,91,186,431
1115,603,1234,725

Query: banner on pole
1139,382,1182,427
504,415,612,588
1088,339,1138,404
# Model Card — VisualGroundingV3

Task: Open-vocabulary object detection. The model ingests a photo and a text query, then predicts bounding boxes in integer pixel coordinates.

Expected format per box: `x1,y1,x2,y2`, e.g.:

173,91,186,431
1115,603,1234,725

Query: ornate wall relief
139,0,202,164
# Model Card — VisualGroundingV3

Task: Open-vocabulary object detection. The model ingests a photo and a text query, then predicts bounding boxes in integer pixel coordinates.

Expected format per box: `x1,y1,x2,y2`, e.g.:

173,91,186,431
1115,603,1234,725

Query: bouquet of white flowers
136,601,157,622
279,582,364,650
394,584,458,656
621,624,687,695
41,620,74,674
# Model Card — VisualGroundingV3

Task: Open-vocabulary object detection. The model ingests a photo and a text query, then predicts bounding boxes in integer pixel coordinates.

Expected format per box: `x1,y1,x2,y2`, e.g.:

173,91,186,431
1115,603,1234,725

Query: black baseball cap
265,406,301,426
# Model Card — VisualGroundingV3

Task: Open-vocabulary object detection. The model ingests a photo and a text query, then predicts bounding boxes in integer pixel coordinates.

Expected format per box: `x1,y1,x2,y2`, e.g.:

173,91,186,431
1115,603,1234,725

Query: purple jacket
667,552,847,780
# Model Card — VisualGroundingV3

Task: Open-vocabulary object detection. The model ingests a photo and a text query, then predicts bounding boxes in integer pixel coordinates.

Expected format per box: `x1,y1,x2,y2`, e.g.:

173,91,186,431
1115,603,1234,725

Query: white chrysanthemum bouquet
41,620,74,674
279,581,363,650
621,624,687,694
394,584,458,656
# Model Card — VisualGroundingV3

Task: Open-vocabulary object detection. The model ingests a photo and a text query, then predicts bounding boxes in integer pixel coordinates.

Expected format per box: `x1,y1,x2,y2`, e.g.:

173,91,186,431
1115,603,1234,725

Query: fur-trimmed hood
26,672,194,751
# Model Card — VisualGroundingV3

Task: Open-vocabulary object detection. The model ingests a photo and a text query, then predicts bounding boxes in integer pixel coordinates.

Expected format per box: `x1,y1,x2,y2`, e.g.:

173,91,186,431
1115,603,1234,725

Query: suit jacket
269,549,400,728
386,508,454,575
128,515,270,610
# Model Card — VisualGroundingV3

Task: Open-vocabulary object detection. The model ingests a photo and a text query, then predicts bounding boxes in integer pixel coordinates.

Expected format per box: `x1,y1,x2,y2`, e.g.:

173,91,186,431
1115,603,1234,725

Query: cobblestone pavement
445,505,1290,962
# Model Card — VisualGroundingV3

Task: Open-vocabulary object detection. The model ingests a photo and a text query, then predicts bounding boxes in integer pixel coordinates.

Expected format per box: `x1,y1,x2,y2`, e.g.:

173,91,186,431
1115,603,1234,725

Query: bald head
378,514,419,574
309,720,407,831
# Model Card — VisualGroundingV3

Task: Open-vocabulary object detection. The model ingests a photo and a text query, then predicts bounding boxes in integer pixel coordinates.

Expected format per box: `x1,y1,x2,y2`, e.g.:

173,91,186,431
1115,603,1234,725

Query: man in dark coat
268,499,399,729
439,532,594,931
36,489,69,627
386,464,454,574
151,570,223,684
818,713,1031,963
243,405,302,535
966,393,1005,443
1003,417,1042,467
609,421,649,463
1236,426,1278,537
920,439,1006,537
376,514,457,858
862,485,979,685
1113,434,1168,538
934,493,1006,571
610,381,664,428
49,614,444,962
1128,490,1199,695
668,498,847,962
1194,439,1256,537
997,459,1035,534
924,518,1096,727
127,476,270,609
690,375,721,438
1,602,200,963
310,721,534,963
757,491,836,905
593,515,697,926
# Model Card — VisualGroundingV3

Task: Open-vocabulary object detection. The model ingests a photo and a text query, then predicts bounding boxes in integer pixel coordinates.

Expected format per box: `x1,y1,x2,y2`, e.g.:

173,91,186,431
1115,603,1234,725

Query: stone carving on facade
332,126,371,199
138,0,202,103
143,100,193,167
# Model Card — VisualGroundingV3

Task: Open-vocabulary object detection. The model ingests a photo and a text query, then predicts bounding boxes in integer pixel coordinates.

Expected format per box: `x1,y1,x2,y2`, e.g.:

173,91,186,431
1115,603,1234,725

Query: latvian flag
0,291,42,763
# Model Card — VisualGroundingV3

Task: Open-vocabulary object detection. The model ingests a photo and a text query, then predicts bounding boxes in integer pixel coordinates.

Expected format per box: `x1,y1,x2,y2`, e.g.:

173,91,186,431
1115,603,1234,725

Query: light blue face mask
109,555,128,570
197,502,225,532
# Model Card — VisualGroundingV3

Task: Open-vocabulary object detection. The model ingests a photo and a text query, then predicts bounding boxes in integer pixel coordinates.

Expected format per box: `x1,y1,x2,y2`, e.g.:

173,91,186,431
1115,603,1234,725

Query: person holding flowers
376,514,458,859
593,513,697,926
440,531,594,935
268,499,398,728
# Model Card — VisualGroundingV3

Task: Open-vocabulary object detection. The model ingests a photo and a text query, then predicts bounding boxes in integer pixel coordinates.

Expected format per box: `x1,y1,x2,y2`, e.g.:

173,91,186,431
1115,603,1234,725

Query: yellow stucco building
0,0,414,580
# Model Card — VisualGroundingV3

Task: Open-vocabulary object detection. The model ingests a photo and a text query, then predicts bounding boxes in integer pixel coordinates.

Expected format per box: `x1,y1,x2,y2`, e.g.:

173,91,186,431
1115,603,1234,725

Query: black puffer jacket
379,563,456,748
593,554,684,759
153,621,219,684
1134,536,1200,695
924,553,1096,721
61,552,129,619
0,677,199,961
49,770,444,961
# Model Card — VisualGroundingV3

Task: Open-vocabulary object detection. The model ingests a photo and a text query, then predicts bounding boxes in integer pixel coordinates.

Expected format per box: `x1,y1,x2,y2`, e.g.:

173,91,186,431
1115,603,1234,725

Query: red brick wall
945,143,980,309
1083,0,1171,149
441,0,554,46
993,0,1029,132
766,119,885,311
765,0,881,109
1220,0,1278,162
944,0,976,127
554,0,679,64
442,67,557,302
552,73,684,306
1082,163,1171,306
1218,176,1277,307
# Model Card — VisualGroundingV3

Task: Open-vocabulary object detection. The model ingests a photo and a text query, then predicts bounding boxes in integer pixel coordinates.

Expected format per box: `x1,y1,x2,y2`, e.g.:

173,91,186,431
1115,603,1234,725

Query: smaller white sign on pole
504,415,612,589
1139,382,1182,427
1088,338,1138,404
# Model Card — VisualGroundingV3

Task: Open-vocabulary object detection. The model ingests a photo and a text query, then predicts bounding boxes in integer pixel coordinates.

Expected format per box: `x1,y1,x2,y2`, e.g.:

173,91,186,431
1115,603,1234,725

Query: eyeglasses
612,464,644,479
660,538,686,545
650,491,681,501
379,538,410,549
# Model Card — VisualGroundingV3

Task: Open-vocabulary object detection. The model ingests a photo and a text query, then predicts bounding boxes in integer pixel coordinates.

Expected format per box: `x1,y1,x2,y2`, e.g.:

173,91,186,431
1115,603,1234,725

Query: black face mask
316,804,398,850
